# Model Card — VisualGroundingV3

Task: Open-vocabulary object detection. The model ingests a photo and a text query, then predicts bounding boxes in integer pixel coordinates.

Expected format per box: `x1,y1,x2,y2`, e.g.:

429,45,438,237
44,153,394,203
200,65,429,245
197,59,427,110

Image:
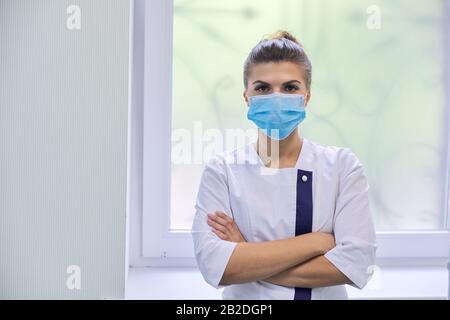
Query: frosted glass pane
170,0,448,230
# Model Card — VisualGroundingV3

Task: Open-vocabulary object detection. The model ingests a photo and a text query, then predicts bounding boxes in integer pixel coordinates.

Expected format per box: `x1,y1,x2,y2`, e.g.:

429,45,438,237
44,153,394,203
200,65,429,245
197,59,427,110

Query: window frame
139,0,450,266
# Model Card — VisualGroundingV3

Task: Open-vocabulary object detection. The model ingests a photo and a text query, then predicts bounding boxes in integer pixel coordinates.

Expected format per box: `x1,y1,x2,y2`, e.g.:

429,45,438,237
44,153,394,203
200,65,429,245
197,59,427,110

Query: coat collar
245,136,316,172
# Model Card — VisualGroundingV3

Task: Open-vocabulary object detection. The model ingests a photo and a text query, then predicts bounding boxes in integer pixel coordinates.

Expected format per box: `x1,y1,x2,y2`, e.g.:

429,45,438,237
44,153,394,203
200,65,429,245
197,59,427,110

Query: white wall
0,0,131,299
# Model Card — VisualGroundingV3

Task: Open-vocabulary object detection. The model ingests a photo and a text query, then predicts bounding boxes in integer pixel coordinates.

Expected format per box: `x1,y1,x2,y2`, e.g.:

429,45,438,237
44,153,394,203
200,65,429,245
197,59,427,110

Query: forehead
248,61,305,84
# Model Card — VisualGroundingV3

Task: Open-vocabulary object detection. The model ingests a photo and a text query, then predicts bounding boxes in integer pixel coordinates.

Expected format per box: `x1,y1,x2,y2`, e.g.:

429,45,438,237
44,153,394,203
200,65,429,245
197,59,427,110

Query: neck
255,129,303,166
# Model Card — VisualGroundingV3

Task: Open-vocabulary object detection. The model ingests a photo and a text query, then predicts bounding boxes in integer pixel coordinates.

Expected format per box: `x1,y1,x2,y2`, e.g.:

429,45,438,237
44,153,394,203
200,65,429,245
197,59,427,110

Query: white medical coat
191,137,377,299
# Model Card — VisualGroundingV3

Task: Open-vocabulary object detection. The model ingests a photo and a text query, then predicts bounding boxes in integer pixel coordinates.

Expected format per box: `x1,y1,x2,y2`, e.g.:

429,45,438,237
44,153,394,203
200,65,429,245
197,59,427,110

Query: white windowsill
125,266,449,300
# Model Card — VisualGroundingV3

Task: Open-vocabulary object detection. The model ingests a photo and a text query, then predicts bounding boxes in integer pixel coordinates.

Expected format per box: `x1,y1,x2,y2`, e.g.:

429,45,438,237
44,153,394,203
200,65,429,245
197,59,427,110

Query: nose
271,87,282,93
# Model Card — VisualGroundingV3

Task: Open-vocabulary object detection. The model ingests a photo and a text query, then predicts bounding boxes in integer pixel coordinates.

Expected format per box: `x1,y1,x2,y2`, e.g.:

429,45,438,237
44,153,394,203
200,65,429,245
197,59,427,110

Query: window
141,0,450,261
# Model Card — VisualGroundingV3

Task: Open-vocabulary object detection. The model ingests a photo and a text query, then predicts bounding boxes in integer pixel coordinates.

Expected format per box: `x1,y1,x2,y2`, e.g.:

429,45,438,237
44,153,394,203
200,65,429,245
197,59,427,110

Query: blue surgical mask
247,92,306,140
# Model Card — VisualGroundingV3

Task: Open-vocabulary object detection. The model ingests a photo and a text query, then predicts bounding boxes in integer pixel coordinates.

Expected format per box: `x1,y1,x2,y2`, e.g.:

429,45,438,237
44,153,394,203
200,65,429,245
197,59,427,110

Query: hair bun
267,30,303,47
244,31,312,90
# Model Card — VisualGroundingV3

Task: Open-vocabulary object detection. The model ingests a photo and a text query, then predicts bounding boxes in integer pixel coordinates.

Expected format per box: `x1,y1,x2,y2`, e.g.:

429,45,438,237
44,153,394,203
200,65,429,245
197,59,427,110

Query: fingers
207,211,235,237
215,211,234,223
214,212,235,230
211,227,228,240
210,211,233,227
207,216,228,233
207,211,248,243
208,212,233,228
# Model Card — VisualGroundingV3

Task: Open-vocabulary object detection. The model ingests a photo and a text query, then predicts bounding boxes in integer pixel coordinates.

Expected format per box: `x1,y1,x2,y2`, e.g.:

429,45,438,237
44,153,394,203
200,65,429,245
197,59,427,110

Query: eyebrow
252,80,302,86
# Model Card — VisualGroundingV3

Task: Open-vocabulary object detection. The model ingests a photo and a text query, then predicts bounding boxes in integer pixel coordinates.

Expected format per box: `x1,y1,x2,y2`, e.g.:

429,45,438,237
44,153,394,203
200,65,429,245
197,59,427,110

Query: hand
207,211,247,243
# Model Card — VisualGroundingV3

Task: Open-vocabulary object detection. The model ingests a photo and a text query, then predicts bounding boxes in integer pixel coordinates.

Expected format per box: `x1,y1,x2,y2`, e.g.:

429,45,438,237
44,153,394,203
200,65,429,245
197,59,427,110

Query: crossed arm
207,211,352,288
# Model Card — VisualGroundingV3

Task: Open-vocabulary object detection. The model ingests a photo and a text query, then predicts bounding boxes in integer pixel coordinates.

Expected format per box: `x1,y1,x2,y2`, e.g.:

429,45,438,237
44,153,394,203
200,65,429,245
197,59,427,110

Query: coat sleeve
324,148,377,289
191,155,238,289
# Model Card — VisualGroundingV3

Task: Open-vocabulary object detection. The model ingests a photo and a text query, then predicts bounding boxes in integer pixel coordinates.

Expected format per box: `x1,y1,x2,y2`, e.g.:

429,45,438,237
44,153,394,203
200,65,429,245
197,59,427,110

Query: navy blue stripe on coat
294,169,313,300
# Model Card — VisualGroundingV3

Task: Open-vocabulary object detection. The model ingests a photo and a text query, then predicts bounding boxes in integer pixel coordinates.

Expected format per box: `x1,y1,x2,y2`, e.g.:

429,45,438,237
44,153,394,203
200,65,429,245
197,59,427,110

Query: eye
254,85,270,93
284,84,300,92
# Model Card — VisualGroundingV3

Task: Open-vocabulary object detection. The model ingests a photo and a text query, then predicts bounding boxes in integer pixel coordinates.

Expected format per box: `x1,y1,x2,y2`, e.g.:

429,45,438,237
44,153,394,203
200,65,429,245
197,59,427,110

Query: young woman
191,31,377,300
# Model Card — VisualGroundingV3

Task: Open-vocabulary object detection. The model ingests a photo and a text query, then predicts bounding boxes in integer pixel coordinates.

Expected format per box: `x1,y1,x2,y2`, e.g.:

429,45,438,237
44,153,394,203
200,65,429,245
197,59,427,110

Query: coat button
302,175,308,182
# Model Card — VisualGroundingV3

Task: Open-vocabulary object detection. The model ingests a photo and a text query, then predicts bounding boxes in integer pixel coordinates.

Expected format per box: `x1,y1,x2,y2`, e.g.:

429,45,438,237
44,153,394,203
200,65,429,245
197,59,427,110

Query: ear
243,91,249,106
305,91,311,107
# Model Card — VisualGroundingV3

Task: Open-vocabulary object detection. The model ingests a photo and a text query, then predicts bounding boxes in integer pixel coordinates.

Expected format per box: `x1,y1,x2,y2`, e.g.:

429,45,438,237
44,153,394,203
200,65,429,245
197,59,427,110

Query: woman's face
243,61,311,107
